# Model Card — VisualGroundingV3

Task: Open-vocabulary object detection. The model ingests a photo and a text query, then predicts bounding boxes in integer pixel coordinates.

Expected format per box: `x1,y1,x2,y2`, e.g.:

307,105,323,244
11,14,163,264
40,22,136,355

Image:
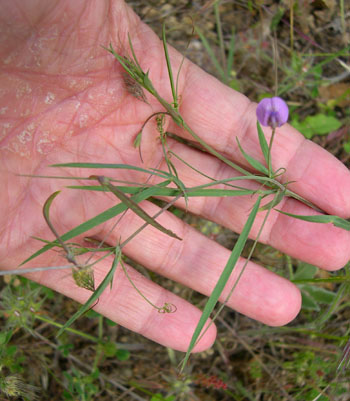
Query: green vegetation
1,1,350,400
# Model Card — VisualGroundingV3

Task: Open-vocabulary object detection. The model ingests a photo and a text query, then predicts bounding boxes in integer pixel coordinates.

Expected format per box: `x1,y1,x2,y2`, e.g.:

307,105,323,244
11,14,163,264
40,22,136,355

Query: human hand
1,0,350,352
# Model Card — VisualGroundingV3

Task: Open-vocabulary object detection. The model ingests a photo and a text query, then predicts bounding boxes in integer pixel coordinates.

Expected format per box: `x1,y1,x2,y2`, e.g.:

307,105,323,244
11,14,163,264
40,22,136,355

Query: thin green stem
168,149,251,191
268,127,276,178
43,192,79,268
35,315,100,343
292,277,350,284
120,258,175,313
285,255,294,280
118,189,184,250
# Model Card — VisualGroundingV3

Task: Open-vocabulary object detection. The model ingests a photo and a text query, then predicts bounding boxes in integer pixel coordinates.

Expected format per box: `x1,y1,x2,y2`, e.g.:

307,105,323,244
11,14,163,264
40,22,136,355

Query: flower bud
256,97,289,128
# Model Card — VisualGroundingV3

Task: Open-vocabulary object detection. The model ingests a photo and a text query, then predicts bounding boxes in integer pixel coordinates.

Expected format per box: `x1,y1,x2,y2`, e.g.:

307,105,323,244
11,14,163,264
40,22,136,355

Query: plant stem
268,127,276,178
35,314,100,343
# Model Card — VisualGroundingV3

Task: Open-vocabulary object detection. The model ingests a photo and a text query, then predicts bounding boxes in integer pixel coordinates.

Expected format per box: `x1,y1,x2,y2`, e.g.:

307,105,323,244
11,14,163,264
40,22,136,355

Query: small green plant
63,366,100,401
282,350,347,401
291,113,342,139
0,279,46,334
0,327,39,399
0,330,25,375
13,22,350,382
293,262,338,312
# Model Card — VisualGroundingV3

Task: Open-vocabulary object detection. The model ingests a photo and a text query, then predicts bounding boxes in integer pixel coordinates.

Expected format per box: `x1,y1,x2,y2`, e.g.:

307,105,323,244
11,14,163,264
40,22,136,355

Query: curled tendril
158,303,177,313
273,167,287,178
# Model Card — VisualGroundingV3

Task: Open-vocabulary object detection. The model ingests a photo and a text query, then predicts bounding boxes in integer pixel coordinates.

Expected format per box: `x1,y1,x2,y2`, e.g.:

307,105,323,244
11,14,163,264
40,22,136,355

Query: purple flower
256,97,289,128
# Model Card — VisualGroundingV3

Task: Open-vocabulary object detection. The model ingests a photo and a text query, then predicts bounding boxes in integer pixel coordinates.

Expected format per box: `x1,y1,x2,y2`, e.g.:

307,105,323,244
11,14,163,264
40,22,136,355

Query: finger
152,140,350,270
130,23,350,218
92,196,301,326
25,255,217,353
170,60,350,218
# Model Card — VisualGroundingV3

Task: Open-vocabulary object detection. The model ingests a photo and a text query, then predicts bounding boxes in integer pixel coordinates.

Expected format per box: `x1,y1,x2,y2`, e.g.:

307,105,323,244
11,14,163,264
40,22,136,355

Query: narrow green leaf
133,132,142,148
43,191,76,264
277,210,350,231
172,176,189,209
162,23,177,108
32,236,113,255
256,121,269,166
102,44,135,78
57,248,121,337
180,196,262,371
67,185,260,198
50,162,169,178
259,190,285,211
20,181,172,266
95,176,182,241
236,137,269,175
43,191,61,220
127,33,143,73
68,185,107,191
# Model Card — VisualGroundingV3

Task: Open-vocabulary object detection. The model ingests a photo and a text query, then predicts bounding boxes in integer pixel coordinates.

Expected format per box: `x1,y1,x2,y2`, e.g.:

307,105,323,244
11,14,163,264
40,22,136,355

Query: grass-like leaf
180,196,262,372
277,210,350,231
162,23,178,109
20,181,172,266
257,121,270,167
67,185,262,198
236,137,269,175
32,236,114,256
56,247,121,337
94,176,182,240
43,191,77,266
50,162,169,179
259,190,285,211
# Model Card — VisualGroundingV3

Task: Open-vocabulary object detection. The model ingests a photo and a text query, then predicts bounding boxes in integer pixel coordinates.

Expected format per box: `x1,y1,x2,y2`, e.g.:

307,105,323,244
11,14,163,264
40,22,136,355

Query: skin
1,0,350,352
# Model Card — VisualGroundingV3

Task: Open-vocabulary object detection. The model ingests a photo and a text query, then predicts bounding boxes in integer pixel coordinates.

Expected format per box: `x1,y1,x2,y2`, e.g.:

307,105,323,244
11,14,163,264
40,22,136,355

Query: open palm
1,0,350,352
